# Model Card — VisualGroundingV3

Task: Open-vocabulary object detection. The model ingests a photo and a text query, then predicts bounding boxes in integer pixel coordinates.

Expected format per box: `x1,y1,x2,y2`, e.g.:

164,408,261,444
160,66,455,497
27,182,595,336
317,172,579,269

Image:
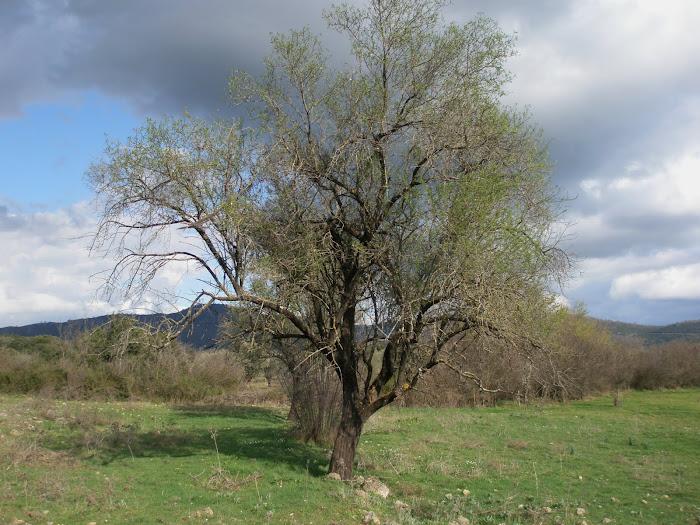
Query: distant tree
88,0,571,479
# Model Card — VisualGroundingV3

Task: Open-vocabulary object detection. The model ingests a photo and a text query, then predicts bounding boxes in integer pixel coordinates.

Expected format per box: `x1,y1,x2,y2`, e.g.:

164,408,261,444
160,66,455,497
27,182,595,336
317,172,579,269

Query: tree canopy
88,0,571,479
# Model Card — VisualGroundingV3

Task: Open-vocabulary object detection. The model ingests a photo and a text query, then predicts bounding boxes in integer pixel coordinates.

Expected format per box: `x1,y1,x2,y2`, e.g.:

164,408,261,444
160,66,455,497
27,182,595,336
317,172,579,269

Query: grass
1,389,698,524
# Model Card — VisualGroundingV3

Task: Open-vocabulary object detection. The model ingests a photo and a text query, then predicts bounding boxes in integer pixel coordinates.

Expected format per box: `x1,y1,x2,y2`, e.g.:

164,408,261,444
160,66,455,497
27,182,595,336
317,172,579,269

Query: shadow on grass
45,404,330,477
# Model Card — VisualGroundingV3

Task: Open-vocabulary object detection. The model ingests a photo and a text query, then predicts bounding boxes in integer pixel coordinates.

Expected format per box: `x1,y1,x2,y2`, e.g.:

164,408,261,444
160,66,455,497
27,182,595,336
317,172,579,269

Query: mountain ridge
2,310,699,348
593,318,700,346
0,304,232,349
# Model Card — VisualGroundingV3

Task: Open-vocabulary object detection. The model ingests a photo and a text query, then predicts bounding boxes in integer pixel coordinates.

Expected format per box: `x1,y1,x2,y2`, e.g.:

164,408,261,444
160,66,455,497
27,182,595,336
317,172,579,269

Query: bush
0,348,64,394
281,355,342,447
0,327,243,402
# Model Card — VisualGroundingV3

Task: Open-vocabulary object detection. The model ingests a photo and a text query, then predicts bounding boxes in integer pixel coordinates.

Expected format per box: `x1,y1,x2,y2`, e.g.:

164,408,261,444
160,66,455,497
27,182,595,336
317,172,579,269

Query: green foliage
0,333,67,359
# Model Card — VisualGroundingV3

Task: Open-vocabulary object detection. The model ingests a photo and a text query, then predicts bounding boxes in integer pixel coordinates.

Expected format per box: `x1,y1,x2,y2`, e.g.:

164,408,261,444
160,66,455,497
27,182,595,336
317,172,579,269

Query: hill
0,304,232,349
3,309,700,349
595,318,700,346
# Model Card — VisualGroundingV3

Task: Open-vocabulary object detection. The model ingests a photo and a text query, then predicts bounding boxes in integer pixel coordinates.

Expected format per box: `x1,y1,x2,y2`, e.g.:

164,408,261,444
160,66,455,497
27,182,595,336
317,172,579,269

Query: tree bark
286,364,305,422
328,302,364,480
328,391,364,480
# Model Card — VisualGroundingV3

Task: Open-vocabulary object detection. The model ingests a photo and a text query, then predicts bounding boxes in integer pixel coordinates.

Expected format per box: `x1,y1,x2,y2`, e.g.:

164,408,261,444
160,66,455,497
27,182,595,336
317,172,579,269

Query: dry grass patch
5,441,79,469
462,439,486,449
487,458,522,477
611,453,631,464
506,438,529,450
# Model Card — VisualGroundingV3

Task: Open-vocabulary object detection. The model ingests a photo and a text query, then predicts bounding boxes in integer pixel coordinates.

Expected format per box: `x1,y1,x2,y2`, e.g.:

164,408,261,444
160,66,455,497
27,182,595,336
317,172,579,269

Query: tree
88,0,570,479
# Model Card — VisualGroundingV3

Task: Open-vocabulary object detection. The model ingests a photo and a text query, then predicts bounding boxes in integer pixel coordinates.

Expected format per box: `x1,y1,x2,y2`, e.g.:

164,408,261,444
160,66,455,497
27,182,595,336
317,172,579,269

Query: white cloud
510,1,700,110
581,151,700,214
0,203,104,325
611,263,700,300
572,249,679,286
0,202,206,326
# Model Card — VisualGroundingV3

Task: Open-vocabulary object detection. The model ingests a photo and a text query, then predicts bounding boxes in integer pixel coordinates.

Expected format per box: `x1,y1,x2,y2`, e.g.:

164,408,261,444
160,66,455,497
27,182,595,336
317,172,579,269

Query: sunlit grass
1,389,698,524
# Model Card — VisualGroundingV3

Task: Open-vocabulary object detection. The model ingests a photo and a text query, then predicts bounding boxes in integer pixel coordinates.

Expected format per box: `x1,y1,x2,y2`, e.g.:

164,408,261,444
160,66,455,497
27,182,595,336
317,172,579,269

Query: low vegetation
0,317,242,402
1,389,698,524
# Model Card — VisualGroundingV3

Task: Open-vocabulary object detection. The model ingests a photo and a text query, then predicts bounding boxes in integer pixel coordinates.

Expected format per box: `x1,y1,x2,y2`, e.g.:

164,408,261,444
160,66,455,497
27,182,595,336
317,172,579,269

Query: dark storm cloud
0,0,342,118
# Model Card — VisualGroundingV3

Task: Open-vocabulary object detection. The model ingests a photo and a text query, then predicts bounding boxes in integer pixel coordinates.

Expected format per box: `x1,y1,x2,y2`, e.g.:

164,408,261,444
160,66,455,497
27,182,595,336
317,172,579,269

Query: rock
362,511,380,524
462,489,471,496
602,519,612,524
576,508,586,516
457,517,470,525
355,489,369,500
363,476,390,498
394,500,410,511
610,497,619,502
325,472,342,481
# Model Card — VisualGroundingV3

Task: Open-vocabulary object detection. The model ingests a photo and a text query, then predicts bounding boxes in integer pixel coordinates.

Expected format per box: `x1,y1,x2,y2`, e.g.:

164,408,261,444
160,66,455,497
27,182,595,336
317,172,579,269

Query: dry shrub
282,354,342,447
190,350,244,391
630,342,700,390
0,331,244,402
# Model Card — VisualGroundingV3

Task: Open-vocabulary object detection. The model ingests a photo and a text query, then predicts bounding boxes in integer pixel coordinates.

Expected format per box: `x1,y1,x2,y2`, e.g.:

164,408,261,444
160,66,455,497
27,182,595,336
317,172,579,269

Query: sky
1,0,699,328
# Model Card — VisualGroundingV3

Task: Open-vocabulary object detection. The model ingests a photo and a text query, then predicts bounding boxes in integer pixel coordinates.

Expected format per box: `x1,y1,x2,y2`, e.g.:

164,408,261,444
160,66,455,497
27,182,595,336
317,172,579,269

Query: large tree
88,0,571,479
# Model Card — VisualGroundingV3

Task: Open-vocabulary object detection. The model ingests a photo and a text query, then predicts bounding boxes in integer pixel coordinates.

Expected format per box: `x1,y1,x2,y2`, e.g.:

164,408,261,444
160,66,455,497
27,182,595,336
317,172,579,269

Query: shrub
0,327,243,402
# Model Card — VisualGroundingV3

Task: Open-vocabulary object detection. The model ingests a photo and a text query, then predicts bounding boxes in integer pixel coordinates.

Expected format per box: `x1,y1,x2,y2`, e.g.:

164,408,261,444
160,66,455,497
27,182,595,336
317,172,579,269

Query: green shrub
0,327,243,402
0,348,65,394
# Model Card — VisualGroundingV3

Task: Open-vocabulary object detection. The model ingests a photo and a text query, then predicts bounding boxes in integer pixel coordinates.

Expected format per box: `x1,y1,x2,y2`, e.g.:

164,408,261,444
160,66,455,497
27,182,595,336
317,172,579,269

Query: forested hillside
0,304,231,349
595,318,700,346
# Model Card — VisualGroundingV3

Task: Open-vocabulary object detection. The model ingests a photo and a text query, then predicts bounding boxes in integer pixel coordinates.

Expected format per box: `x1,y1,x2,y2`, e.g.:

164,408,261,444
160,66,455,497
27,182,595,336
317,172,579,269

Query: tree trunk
286,365,305,422
328,392,363,480
328,303,364,480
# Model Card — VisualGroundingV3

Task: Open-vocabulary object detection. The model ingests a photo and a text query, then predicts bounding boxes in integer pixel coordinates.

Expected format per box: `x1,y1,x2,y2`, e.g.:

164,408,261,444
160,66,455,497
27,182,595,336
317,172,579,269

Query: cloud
2,0,700,325
0,0,344,118
0,202,203,326
563,246,700,323
611,263,700,300
498,1,700,189
570,149,700,258
0,202,104,325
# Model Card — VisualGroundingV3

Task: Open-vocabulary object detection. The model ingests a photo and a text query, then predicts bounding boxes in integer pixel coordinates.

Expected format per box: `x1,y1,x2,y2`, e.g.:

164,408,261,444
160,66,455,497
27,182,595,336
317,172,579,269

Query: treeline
405,310,700,407
0,316,241,402
2,310,699,412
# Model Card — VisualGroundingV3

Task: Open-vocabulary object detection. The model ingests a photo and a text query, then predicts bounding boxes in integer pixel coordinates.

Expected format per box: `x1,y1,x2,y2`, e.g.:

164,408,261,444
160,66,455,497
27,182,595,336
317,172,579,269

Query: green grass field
1,389,698,524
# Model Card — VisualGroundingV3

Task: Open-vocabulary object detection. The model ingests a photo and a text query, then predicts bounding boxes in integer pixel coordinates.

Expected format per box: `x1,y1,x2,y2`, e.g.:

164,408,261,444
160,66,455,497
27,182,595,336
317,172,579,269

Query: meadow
1,389,698,524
